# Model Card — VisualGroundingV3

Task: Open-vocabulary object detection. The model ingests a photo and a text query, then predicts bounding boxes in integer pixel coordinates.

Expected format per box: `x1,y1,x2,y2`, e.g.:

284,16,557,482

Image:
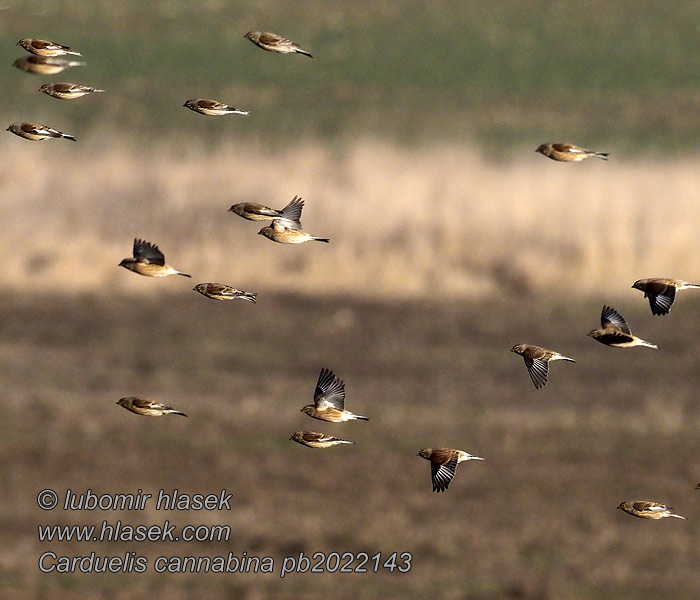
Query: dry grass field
2,142,700,300
2,292,700,600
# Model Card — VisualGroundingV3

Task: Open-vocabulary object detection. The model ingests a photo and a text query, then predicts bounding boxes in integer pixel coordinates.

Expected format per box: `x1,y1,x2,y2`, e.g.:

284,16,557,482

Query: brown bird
258,219,328,244
229,195,304,226
118,238,191,278
510,344,575,389
301,368,368,423
244,31,313,58
183,98,249,116
6,122,76,142
588,305,657,349
631,278,700,316
18,38,82,57
617,501,686,520
536,142,609,162
290,431,355,449
417,448,485,493
13,55,85,75
39,82,104,100
116,397,187,417
193,283,257,303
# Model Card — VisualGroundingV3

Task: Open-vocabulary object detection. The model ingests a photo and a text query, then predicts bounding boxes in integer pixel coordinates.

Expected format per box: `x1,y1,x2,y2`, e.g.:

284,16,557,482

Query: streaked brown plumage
258,219,329,244
229,195,304,226
118,238,191,278
13,55,85,75
39,82,104,99
6,122,76,142
301,368,368,422
244,31,313,58
18,38,82,57
536,142,609,162
631,278,700,316
587,305,657,349
290,431,355,448
116,397,187,417
193,283,257,303
617,501,686,520
510,344,575,389
183,98,249,116
417,448,485,493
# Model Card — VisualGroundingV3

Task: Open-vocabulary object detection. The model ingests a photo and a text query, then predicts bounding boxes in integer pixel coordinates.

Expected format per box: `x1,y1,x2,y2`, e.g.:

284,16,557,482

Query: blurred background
1,1,700,599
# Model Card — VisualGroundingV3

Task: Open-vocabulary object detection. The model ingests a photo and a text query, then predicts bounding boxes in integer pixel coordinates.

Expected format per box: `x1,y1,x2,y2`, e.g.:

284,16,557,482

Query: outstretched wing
601,305,630,334
314,368,346,410
431,455,458,493
133,239,165,265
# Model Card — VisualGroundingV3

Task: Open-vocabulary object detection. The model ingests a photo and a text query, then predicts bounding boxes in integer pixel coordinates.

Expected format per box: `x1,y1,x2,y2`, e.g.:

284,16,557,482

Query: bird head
300,406,314,416
417,448,431,459
510,344,524,354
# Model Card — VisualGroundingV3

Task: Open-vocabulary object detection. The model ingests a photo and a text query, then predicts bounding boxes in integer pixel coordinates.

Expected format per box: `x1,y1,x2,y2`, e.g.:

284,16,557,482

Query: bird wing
601,305,630,334
524,356,548,389
647,286,675,316
259,32,285,45
133,238,165,265
278,196,304,228
431,455,458,493
314,368,346,410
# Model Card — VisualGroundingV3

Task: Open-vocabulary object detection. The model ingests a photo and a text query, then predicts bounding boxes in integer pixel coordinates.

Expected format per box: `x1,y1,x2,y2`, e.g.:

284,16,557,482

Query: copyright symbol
37,489,59,510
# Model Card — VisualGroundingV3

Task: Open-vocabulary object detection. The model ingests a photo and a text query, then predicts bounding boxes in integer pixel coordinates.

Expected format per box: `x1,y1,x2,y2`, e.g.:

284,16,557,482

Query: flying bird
300,368,368,422
193,283,257,303
587,305,657,349
118,238,191,278
18,38,82,57
13,55,85,75
290,431,355,449
510,344,575,389
183,98,249,116
6,122,76,141
39,82,105,100
116,397,187,417
229,195,304,227
617,501,686,520
417,448,485,493
536,143,609,162
631,278,700,316
244,31,313,58
258,219,328,244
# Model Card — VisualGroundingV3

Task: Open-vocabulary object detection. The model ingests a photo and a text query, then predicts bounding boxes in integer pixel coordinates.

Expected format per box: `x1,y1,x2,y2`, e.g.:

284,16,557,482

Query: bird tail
594,152,609,160
62,133,77,142
178,272,192,278
554,355,576,363
168,410,188,417
670,513,686,519
296,49,313,58
313,237,330,243
639,339,658,349
353,414,369,421
66,50,82,57
338,439,356,445
239,292,258,303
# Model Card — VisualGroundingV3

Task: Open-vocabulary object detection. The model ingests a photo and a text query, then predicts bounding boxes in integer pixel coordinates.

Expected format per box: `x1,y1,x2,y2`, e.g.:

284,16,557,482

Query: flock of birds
8,35,700,506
